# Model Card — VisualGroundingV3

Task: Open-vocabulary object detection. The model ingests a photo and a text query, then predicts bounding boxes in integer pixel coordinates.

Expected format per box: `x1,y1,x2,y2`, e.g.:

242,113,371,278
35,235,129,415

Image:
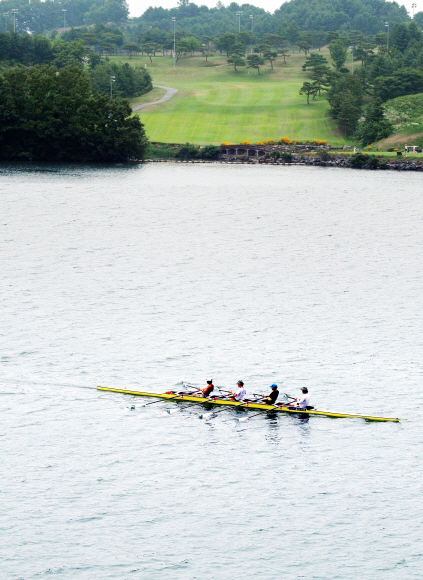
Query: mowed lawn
111,51,348,145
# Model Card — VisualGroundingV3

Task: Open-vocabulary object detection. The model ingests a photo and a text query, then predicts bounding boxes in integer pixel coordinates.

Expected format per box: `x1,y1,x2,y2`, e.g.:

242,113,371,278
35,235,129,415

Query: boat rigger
96,386,401,422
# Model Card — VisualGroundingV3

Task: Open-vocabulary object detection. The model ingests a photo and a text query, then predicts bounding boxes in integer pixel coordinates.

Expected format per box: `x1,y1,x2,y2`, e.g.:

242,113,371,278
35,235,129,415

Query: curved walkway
132,84,178,111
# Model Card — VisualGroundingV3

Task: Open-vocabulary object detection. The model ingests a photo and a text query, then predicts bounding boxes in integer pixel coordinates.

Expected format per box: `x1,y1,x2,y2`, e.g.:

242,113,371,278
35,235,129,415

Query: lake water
1,163,422,579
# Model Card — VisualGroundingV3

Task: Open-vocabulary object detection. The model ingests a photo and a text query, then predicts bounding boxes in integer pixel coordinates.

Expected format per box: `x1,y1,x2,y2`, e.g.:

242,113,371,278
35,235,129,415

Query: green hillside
116,51,348,146
376,93,423,148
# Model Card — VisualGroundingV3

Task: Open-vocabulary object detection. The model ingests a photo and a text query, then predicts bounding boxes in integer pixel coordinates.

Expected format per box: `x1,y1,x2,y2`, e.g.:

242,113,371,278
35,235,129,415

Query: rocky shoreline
143,157,423,171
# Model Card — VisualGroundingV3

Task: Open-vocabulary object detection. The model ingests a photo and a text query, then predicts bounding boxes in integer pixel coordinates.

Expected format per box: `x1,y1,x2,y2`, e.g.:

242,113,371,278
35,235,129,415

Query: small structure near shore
219,142,331,159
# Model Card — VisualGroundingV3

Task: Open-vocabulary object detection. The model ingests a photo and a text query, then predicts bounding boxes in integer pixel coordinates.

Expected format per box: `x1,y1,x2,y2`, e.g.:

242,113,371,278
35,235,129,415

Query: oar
237,396,294,422
140,392,186,408
237,403,282,422
199,396,263,420
163,384,211,414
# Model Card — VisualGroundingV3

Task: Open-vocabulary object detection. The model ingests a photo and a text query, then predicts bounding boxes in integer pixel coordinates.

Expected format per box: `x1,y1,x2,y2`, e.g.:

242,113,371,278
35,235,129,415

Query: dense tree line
0,0,128,34
0,31,152,98
0,64,148,161
134,0,411,39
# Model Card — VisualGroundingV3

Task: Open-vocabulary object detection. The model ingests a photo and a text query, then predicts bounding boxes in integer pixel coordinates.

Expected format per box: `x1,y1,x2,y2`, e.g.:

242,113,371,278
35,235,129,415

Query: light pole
62,9,67,29
249,14,253,52
349,46,354,74
236,10,242,33
11,9,18,33
385,21,389,50
412,3,417,17
172,16,176,67
110,75,115,98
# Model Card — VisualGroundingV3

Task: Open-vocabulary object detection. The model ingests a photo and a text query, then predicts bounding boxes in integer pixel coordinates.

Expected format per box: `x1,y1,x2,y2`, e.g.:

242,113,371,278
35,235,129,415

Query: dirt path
132,84,178,111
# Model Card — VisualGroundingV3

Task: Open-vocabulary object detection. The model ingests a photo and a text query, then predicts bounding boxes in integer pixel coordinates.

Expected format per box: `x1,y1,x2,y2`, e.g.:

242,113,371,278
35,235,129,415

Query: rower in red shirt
201,379,214,398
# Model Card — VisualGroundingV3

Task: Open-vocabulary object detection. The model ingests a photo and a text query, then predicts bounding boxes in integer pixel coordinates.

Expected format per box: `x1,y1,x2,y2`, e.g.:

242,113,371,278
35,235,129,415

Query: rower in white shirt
289,387,310,410
229,380,246,401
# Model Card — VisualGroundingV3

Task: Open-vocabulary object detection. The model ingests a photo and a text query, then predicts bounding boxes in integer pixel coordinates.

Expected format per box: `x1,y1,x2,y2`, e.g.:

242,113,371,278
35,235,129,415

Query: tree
285,21,300,52
143,42,156,64
329,39,347,70
356,98,392,146
302,53,328,71
299,81,318,104
89,61,152,98
298,32,312,56
228,54,245,71
0,65,148,161
374,68,423,101
201,47,215,62
327,73,363,119
247,53,264,74
279,48,290,64
183,36,200,54
52,39,86,69
263,49,278,70
336,91,362,135
215,32,236,56
308,64,331,95
123,42,140,58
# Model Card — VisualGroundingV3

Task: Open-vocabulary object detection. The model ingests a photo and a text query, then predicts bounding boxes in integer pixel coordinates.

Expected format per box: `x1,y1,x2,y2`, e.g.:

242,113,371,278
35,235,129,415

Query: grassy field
111,50,349,146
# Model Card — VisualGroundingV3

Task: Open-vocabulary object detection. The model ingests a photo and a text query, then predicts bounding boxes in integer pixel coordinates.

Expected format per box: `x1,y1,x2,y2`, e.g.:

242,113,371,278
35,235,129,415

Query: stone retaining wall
143,157,423,171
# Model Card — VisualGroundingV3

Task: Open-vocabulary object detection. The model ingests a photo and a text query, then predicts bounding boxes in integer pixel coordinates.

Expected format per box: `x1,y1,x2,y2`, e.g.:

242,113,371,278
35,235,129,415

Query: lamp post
11,9,18,33
110,75,115,98
172,16,176,67
62,9,67,29
412,3,417,17
236,10,242,33
349,46,354,74
385,21,389,50
249,14,253,52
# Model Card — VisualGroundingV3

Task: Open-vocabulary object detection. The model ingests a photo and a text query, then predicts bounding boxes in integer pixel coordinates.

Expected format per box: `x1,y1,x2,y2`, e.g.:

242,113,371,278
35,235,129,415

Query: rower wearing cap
290,387,310,410
202,379,214,398
262,384,279,405
230,380,246,401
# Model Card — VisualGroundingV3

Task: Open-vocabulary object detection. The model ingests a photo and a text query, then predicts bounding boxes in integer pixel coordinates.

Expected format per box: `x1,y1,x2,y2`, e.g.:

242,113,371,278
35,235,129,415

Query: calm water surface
1,163,422,579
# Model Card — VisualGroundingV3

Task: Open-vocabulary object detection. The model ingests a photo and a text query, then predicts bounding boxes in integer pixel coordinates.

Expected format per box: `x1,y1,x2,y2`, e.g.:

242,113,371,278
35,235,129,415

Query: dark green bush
200,145,220,160
348,153,383,169
175,143,199,159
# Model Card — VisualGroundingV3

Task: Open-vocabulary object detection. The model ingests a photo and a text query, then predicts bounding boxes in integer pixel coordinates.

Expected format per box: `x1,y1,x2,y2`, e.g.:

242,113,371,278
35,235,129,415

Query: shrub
200,145,221,160
175,142,199,159
147,144,176,159
279,136,293,145
348,152,383,169
281,151,293,162
320,150,331,161
221,142,231,146
240,141,250,145
313,139,328,146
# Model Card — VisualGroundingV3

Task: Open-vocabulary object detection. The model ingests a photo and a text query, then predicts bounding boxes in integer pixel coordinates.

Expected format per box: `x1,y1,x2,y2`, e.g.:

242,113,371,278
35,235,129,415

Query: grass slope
111,51,348,146
375,93,423,149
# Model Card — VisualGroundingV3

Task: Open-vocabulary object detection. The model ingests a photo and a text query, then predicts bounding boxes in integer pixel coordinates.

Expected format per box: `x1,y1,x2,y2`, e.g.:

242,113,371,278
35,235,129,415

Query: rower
262,384,279,405
201,379,214,398
229,380,246,401
289,387,310,410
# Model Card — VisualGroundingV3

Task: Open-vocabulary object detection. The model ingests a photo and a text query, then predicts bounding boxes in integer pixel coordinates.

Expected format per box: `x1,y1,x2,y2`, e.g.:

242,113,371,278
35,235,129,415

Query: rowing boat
97,386,400,422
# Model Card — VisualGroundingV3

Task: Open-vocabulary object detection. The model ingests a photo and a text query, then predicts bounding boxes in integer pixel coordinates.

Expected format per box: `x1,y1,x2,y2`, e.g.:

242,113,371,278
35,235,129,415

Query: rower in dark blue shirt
262,384,279,405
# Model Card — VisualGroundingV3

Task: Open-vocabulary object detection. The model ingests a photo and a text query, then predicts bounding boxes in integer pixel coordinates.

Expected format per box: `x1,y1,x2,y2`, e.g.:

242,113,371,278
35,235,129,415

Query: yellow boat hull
97,386,400,422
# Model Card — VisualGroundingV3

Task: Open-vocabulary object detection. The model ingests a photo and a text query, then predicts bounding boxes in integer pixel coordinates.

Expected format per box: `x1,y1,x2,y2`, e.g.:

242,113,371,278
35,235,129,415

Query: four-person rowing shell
193,379,310,409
